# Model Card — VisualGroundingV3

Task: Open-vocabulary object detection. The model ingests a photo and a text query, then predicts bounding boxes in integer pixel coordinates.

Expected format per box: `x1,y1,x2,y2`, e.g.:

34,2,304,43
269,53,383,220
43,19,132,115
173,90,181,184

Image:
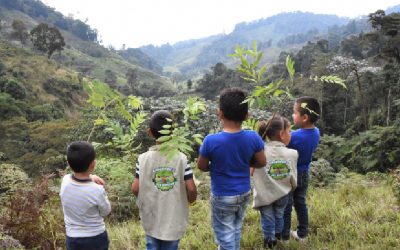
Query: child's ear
302,114,310,123
89,160,96,171
217,109,224,120
147,128,154,138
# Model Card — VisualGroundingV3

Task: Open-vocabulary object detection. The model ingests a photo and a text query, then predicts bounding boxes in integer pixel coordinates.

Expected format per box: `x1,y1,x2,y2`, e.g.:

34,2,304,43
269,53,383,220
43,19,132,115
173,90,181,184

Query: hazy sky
43,0,399,48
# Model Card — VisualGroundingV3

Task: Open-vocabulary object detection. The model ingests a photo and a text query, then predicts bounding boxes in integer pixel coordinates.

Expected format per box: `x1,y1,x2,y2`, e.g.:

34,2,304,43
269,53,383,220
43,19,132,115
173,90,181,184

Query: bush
0,164,28,199
27,103,64,121
1,79,26,100
310,158,337,187
0,93,25,119
316,126,400,174
0,175,65,249
94,158,138,221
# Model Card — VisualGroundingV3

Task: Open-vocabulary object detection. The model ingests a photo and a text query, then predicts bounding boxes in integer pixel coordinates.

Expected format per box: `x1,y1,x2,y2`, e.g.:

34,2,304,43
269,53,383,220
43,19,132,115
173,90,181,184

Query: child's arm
250,167,255,176
197,155,210,172
98,189,111,217
132,177,139,197
252,150,267,168
185,179,197,204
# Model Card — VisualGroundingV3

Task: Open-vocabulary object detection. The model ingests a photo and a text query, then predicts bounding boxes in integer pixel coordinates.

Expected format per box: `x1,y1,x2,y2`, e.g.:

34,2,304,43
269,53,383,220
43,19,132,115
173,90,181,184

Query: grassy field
107,172,400,250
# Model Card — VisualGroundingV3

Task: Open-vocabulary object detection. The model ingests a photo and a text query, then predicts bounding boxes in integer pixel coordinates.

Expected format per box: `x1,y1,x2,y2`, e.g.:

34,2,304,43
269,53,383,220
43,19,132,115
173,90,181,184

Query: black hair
67,141,96,173
150,110,173,139
219,88,248,122
295,96,321,123
258,115,290,140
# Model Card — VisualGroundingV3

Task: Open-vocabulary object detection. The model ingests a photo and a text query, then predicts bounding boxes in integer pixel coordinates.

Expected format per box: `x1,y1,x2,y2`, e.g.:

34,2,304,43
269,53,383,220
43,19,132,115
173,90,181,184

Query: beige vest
253,141,298,208
137,146,189,240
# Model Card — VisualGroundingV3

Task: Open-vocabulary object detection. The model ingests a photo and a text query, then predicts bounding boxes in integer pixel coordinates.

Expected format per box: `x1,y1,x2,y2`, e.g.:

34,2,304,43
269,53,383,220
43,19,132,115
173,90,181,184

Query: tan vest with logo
137,146,189,240
253,141,298,208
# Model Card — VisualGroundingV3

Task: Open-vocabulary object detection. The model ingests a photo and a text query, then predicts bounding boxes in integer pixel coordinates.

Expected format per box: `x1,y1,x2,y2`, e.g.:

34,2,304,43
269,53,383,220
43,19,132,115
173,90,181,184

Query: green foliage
86,81,146,161
94,158,138,221
28,103,64,121
0,93,25,119
0,78,26,100
158,97,206,160
316,126,400,174
30,23,66,59
230,41,294,110
309,158,337,186
0,163,28,199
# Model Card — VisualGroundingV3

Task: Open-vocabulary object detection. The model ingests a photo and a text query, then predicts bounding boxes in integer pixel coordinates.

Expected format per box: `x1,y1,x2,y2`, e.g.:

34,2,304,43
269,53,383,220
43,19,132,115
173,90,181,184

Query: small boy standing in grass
132,110,197,250
282,97,321,243
61,141,111,250
252,116,298,249
197,88,266,250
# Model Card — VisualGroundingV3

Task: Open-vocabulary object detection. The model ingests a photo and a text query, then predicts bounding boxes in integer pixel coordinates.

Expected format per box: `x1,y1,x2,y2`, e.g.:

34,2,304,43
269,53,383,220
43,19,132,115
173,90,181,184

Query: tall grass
107,172,400,249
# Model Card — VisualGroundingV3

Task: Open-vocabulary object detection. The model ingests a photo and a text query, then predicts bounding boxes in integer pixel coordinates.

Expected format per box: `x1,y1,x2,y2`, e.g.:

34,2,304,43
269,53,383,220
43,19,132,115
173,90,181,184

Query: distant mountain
386,4,400,14
140,12,349,78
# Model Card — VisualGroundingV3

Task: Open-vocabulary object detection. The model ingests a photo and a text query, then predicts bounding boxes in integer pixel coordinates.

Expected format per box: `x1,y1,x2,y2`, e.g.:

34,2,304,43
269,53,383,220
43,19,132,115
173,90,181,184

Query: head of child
67,141,96,175
218,88,248,127
148,110,173,142
292,97,321,129
258,115,291,145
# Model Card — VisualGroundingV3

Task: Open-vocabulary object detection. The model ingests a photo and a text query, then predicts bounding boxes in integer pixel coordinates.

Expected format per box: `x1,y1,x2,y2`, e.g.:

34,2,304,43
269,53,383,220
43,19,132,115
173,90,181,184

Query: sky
43,0,400,48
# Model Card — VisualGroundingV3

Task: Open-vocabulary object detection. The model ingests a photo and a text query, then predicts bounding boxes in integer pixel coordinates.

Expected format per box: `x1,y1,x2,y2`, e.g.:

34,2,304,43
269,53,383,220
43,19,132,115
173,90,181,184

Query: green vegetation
106,172,400,249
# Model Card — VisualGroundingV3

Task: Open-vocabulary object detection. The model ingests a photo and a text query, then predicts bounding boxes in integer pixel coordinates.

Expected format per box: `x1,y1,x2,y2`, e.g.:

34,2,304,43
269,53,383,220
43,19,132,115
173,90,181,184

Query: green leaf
159,130,171,135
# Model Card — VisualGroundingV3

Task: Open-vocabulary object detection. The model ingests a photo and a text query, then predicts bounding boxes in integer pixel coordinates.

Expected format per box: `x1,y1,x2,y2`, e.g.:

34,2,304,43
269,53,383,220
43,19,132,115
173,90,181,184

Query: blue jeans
145,235,180,250
259,195,289,241
282,171,309,239
66,231,109,250
211,191,250,250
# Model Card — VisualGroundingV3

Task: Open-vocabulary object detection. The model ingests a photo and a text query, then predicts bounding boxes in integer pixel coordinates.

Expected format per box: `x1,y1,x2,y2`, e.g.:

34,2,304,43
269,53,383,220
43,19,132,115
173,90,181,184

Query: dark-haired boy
132,110,197,250
197,88,266,250
60,141,111,250
282,97,321,243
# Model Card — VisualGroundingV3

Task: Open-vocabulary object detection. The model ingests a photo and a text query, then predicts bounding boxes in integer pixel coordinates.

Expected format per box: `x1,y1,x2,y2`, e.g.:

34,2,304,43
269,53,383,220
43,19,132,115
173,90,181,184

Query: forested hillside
0,0,174,97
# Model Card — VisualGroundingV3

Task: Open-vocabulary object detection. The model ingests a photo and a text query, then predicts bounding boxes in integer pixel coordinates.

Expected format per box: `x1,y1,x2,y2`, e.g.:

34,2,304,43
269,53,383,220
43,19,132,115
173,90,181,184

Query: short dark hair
258,115,290,140
67,141,96,173
295,96,321,123
219,88,248,122
150,110,173,139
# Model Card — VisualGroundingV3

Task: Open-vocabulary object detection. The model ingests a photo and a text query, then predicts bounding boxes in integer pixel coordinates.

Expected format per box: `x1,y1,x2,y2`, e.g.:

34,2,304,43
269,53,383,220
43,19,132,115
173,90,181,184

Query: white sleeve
98,188,111,217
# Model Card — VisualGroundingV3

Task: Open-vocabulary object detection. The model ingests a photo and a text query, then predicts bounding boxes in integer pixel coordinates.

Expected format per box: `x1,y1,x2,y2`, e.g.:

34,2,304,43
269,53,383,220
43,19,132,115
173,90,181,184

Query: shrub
310,158,337,187
1,79,26,100
389,167,400,203
27,103,64,121
0,93,25,119
0,175,65,249
94,158,138,221
0,164,28,201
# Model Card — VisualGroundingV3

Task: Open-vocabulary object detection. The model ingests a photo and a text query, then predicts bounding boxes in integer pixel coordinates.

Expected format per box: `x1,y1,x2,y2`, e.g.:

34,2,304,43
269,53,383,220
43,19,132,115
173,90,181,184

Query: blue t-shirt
199,130,264,196
288,127,320,173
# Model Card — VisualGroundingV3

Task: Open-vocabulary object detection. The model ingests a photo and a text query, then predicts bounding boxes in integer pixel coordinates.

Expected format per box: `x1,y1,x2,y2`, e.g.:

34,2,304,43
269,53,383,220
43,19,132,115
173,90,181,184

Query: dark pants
282,171,309,239
66,231,109,250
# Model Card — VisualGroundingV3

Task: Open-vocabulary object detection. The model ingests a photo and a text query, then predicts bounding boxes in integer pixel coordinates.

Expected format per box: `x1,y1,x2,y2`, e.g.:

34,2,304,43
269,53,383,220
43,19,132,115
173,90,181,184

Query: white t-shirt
60,174,111,237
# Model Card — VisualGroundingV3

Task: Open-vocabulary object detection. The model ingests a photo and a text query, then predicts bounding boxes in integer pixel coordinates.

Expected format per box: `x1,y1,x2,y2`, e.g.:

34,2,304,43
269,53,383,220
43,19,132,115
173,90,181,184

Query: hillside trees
196,62,250,99
11,19,28,45
30,23,65,59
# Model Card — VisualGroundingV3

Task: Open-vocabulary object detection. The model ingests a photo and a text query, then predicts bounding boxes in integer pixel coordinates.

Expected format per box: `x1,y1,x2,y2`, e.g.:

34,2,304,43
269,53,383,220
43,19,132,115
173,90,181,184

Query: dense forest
0,0,399,249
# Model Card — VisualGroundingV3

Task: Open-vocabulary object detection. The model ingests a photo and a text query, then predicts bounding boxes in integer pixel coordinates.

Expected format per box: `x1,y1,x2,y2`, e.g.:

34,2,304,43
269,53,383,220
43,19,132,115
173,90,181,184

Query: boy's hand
90,174,105,186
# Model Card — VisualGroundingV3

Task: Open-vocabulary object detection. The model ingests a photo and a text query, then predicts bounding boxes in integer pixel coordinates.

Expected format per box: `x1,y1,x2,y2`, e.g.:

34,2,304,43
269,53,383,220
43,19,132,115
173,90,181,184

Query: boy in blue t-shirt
198,88,266,250
282,97,321,242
